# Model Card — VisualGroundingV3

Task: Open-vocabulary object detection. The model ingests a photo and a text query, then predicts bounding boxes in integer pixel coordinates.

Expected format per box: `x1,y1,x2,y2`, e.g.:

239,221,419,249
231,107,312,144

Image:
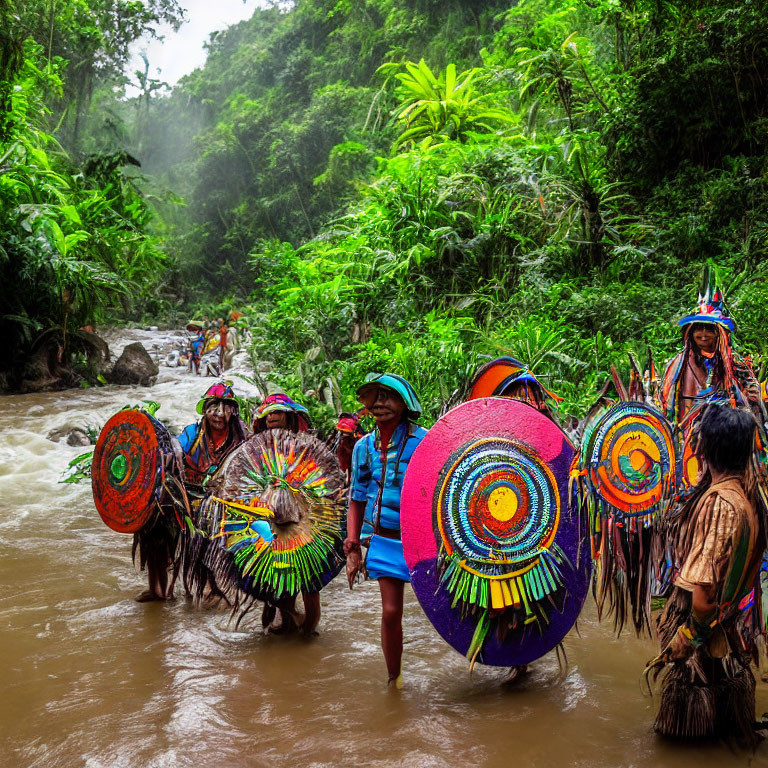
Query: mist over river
0,329,766,768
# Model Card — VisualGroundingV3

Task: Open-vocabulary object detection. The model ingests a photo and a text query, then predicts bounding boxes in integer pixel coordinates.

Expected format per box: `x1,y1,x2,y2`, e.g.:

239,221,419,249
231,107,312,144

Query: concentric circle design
92,410,171,533
681,433,700,488
437,438,559,574
584,402,676,515
401,398,591,667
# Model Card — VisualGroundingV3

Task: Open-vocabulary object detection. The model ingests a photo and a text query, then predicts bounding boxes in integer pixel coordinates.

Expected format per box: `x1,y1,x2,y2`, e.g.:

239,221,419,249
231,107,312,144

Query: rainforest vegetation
2,0,768,428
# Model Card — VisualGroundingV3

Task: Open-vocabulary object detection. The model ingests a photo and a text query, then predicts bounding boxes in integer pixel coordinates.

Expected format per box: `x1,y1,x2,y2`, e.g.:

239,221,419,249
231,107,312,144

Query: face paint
204,400,233,431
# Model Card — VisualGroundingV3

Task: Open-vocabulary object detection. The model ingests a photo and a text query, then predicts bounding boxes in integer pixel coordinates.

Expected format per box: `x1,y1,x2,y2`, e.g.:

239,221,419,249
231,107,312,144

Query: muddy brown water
0,330,766,767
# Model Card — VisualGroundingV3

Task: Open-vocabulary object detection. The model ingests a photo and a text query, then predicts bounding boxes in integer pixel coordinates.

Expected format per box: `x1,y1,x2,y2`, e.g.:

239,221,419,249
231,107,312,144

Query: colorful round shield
199,429,346,603
680,431,700,488
582,402,676,516
401,398,590,667
92,409,172,533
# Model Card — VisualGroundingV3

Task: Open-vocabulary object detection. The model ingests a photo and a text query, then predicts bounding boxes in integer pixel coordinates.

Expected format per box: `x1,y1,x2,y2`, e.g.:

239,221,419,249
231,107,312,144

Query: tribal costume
660,282,764,428
178,416,248,488
146,383,246,600
649,474,763,742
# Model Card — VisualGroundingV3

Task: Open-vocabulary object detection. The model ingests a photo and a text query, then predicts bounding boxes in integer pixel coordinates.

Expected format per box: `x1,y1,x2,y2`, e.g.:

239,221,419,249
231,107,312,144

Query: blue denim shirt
350,420,427,532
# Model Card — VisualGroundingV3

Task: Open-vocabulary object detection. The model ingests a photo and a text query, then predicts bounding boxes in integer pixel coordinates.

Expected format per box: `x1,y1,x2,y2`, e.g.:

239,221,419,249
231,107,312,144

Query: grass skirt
655,653,757,744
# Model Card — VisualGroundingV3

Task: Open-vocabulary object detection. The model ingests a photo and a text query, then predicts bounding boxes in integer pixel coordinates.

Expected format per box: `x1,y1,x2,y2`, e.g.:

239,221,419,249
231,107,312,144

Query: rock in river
108,342,159,386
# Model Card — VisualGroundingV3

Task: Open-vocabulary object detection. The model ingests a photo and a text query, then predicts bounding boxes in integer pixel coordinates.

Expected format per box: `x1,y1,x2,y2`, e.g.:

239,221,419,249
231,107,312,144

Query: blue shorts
365,534,410,582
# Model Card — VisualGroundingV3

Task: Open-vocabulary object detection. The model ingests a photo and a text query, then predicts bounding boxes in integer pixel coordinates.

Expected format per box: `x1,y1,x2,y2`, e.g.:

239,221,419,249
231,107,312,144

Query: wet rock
108,342,159,386
47,426,93,446
67,429,93,447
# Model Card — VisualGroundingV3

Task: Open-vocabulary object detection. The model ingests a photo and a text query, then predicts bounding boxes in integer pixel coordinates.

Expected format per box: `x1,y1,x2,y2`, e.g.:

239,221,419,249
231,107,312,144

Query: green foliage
60,450,94,484
224,0,768,423
0,41,169,386
380,59,515,147
6,0,768,420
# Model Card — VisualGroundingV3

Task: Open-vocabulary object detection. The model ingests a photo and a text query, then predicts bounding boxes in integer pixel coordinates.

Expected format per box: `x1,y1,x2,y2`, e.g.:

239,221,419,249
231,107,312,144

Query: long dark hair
686,324,725,384
671,404,758,564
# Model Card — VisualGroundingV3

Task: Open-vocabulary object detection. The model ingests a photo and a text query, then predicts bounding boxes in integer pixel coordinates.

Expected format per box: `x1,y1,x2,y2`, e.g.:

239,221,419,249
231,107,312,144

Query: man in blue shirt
345,373,426,687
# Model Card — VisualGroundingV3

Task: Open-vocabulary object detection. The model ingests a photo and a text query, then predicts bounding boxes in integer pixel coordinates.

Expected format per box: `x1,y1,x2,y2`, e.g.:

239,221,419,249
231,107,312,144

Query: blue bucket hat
357,373,422,420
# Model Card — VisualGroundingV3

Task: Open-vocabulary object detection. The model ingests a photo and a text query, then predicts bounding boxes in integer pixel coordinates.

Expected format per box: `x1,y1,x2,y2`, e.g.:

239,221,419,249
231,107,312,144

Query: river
0,329,766,768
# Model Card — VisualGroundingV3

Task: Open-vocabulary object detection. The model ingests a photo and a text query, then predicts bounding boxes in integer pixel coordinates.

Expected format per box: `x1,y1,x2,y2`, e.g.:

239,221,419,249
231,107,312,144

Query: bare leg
135,531,172,602
301,591,321,635
267,596,302,634
379,577,405,682
136,562,169,602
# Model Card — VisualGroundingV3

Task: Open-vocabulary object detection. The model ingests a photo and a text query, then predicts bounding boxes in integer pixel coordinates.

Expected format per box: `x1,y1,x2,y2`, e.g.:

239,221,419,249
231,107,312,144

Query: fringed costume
183,429,346,627
174,383,248,599
649,474,765,743
177,414,248,488
661,324,763,427
660,279,765,430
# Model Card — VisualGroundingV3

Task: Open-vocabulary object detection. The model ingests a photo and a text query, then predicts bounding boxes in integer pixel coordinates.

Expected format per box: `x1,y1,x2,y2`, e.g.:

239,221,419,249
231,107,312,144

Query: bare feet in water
135,589,170,603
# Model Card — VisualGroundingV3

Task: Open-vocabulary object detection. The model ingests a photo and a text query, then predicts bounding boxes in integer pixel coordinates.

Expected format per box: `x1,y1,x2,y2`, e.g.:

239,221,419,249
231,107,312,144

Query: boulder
47,426,93,446
108,342,159,385
66,428,93,447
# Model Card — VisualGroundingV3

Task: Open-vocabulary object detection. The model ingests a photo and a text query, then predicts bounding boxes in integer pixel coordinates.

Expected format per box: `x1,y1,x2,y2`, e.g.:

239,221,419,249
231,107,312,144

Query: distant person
186,321,205,376
332,409,368,485
345,373,426,687
218,319,228,370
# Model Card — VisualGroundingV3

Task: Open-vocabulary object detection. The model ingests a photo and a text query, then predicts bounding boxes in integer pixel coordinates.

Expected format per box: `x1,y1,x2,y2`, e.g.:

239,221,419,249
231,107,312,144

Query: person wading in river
463,357,565,684
646,404,765,744
345,373,427,687
186,322,206,377
177,383,248,489
136,383,248,602
252,392,321,635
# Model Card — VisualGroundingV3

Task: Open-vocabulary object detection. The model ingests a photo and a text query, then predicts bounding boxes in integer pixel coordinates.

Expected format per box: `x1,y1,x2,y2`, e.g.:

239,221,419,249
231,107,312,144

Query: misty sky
127,0,262,93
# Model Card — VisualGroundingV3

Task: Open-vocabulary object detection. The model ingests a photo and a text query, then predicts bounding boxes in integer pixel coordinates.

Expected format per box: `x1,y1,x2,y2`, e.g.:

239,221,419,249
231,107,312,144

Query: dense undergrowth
178,0,768,426
2,0,768,420
0,0,182,388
